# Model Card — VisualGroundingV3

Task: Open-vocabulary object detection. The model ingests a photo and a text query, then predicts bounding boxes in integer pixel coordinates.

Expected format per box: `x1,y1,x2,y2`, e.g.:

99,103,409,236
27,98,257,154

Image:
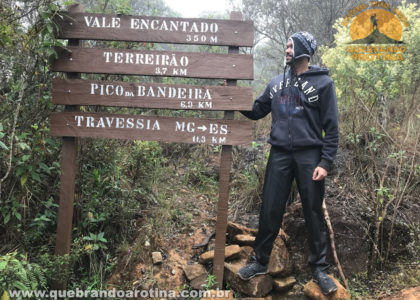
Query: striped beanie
289,31,317,60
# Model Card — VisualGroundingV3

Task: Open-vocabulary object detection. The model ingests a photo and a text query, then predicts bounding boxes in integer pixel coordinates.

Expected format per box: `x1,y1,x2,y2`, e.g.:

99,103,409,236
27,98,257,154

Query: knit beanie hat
289,31,317,60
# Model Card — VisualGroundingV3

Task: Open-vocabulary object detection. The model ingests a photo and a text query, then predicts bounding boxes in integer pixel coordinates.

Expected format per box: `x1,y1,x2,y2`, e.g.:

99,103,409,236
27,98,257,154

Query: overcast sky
164,0,239,18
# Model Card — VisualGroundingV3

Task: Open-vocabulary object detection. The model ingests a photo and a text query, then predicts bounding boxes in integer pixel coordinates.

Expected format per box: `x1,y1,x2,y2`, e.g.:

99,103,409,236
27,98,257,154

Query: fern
0,251,47,294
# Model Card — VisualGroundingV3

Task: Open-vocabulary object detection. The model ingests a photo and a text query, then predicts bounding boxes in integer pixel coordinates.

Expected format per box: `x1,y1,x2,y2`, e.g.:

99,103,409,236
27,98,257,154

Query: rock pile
177,221,350,299
178,222,292,297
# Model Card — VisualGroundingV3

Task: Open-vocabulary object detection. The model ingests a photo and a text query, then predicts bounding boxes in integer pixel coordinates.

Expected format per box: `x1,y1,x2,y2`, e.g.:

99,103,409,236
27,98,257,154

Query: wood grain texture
52,78,253,110
213,11,242,289
52,3,83,291
50,112,252,146
52,47,254,80
55,137,77,256
54,4,81,260
54,12,254,47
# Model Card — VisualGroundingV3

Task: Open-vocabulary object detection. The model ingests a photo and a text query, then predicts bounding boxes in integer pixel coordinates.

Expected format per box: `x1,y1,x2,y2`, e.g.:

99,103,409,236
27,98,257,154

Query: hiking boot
238,258,268,280
313,270,338,295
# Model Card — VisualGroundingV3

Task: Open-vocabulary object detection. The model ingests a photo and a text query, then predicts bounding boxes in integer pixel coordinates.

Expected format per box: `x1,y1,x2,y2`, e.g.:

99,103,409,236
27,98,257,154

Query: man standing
238,32,339,295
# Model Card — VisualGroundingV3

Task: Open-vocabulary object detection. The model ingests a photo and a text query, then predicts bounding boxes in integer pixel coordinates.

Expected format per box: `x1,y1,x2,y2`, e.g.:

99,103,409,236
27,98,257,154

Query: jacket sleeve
317,81,339,172
240,82,272,120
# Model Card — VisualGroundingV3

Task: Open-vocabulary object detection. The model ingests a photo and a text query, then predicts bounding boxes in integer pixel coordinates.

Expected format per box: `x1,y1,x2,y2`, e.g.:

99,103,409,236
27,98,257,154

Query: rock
268,236,293,277
239,246,254,260
182,264,207,281
152,251,163,264
199,245,241,264
224,259,273,297
278,229,290,243
379,286,420,300
233,234,256,246
190,273,208,290
201,290,234,299
303,275,350,300
199,251,214,264
227,222,258,237
227,221,288,241
273,276,296,292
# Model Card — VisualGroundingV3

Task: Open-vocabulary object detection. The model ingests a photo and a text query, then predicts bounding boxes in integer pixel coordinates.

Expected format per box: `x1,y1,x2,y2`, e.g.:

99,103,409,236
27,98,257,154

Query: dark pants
254,146,329,273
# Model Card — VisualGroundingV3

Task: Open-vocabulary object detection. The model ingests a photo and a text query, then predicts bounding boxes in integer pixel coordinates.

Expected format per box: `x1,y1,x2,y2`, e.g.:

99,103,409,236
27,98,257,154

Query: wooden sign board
52,47,253,79
52,78,253,110
50,112,252,145
54,13,254,47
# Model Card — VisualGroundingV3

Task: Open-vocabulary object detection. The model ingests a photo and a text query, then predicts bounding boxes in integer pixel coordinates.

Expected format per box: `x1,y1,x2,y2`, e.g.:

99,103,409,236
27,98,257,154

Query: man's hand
312,166,327,181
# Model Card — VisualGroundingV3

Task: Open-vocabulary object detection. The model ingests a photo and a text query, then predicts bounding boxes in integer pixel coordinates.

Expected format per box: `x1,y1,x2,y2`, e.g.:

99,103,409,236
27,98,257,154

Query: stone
227,222,258,237
199,245,241,264
278,229,290,243
182,264,207,281
201,290,234,300
273,276,296,292
227,221,288,245
239,246,254,260
152,251,163,264
268,236,293,277
190,273,208,290
379,286,420,300
224,259,273,297
303,275,350,300
234,234,256,246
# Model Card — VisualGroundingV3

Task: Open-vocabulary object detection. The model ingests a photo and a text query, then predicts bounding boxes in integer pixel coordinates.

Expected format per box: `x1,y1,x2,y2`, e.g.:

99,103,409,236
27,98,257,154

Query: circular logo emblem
350,9,403,43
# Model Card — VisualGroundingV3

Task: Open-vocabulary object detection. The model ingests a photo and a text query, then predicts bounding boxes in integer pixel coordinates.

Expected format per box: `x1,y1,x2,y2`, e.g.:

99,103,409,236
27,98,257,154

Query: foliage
0,251,47,294
321,1,419,275
203,274,218,290
0,0,174,292
1,0,64,241
230,143,267,213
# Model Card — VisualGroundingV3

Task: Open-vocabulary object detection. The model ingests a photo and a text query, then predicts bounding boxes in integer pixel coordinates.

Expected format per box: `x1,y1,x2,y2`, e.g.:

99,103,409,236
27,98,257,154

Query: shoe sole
322,287,338,295
238,271,268,281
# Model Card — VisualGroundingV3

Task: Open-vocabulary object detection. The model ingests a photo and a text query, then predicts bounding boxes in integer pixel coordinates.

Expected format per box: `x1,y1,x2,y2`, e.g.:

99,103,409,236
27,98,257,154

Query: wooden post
213,11,243,290
53,3,83,289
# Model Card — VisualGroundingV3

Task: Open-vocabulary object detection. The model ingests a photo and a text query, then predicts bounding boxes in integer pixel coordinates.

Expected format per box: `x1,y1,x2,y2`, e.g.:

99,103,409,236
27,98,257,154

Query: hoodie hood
301,65,330,76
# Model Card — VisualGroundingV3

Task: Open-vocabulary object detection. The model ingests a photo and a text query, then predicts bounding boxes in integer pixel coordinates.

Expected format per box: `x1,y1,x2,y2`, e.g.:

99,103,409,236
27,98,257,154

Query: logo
341,1,410,61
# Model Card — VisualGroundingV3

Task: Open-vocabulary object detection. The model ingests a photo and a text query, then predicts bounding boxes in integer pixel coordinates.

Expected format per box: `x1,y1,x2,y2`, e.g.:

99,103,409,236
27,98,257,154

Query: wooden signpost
51,4,254,289
50,112,252,145
54,12,254,46
52,78,253,110
52,47,253,79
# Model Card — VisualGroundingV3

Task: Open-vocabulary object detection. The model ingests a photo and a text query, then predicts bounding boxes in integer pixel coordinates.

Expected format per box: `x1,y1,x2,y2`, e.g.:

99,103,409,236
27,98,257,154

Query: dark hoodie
241,66,339,171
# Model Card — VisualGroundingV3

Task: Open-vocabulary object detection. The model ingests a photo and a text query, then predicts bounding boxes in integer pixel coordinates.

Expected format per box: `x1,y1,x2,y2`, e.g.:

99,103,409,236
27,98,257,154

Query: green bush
0,251,47,294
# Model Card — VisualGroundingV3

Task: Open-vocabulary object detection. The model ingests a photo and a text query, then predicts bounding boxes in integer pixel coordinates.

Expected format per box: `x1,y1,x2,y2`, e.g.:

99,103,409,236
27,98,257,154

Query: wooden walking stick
322,200,349,290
